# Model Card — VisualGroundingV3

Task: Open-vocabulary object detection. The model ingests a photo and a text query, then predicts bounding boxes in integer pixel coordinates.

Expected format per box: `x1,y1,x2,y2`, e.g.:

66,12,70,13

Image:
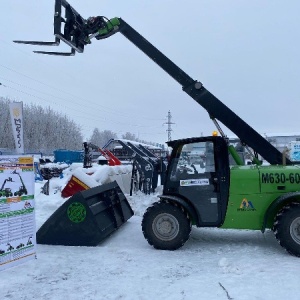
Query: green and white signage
0,155,36,271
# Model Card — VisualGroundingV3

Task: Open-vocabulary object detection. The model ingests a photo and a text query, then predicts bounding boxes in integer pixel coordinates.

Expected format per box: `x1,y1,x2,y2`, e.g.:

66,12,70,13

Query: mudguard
262,192,300,232
158,194,200,226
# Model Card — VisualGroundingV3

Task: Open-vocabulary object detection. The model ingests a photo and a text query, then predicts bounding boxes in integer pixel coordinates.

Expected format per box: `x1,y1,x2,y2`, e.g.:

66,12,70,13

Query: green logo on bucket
67,202,86,223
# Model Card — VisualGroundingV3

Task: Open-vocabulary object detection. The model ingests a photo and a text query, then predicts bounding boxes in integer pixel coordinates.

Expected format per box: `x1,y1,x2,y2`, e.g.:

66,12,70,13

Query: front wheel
273,202,300,257
142,201,191,250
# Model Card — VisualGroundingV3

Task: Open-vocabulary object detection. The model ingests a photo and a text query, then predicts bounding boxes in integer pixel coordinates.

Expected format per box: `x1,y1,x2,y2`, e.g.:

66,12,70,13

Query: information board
0,155,36,271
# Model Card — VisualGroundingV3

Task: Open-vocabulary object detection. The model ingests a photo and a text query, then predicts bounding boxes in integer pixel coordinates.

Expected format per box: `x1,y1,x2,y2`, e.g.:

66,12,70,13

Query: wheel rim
290,217,300,244
152,213,179,241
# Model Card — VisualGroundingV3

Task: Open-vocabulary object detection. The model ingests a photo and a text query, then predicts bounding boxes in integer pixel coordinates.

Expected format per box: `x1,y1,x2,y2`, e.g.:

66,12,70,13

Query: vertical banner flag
0,155,36,272
9,102,24,154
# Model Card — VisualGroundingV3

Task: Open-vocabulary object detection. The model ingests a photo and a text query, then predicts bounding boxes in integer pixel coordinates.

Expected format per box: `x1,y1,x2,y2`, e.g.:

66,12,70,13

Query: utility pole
164,110,175,142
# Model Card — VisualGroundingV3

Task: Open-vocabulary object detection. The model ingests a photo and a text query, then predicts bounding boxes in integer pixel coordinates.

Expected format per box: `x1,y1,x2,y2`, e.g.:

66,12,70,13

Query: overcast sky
1,0,300,145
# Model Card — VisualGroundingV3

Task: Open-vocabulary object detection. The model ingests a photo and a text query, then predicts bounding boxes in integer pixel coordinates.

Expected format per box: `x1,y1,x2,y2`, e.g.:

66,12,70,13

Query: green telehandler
14,0,300,256
0,177,13,197
12,170,28,197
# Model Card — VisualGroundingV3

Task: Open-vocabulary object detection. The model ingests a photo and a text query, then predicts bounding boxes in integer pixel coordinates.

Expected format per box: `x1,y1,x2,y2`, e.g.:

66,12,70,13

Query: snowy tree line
88,128,162,149
0,97,163,154
0,97,83,153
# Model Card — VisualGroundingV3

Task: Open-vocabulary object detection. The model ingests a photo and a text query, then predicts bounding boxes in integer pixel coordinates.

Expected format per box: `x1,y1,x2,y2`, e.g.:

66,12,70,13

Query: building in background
263,133,300,153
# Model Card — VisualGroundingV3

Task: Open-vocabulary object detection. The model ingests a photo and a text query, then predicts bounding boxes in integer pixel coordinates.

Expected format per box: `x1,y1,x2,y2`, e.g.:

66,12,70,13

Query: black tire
142,201,191,250
273,202,300,257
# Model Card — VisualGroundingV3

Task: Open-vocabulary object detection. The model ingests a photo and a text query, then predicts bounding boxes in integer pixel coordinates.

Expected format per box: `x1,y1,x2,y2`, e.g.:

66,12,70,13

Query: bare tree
0,97,14,149
89,129,117,147
122,132,138,141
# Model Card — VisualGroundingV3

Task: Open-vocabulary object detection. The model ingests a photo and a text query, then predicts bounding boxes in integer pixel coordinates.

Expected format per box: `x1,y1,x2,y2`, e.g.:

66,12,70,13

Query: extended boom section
116,19,289,165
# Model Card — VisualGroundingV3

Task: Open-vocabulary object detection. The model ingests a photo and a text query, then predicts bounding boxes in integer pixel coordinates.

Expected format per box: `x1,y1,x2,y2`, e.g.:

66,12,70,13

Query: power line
0,80,165,130
0,42,167,142
0,64,163,122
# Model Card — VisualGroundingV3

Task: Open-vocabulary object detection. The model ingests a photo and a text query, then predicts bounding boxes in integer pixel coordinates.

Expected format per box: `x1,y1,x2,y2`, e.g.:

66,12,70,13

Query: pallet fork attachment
13,37,60,47
13,36,75,55
13,0,118,56
13,0,84,56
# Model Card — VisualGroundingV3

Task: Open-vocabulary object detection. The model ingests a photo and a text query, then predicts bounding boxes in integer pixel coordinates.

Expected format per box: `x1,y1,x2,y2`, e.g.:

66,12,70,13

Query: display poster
0,155,36,271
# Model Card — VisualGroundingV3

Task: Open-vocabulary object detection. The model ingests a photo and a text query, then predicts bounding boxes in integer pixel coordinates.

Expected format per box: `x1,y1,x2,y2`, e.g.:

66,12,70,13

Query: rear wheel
142,201,191,250
273,202,300,257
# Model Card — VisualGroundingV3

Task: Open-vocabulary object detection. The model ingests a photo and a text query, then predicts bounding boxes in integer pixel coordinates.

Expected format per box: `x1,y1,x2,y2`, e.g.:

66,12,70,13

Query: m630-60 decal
261,173,300,184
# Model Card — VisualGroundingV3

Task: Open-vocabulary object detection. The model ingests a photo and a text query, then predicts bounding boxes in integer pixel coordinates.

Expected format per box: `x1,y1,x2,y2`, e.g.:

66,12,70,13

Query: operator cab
163,136,230,226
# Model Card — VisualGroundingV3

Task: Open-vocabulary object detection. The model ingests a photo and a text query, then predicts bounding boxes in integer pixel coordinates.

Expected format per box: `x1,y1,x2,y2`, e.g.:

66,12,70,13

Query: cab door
164,136,230,226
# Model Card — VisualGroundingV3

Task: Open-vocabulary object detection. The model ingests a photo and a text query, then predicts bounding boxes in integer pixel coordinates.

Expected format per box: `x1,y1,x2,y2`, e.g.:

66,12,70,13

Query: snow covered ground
1,164,300,300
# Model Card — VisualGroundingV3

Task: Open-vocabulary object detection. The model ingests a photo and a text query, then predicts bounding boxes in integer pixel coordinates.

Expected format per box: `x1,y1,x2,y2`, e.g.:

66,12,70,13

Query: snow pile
58,163,133,195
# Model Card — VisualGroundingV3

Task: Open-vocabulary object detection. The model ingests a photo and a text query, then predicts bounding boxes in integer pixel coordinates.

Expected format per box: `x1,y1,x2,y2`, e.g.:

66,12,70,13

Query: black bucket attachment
37,181,134,246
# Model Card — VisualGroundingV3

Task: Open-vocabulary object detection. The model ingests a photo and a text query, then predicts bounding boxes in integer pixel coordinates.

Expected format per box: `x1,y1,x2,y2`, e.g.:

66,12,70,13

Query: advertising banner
0,155,36,271
9,102,24,154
